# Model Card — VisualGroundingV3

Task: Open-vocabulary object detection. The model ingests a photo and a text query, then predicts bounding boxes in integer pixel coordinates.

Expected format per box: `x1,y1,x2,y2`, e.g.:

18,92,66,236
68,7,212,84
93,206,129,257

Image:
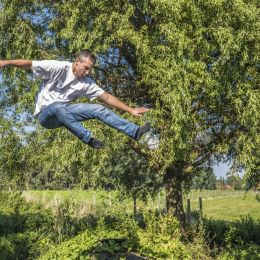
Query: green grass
183,189,245,200
22,190,260,221
187,194,260,221
22,189,113,203
22,189,133,217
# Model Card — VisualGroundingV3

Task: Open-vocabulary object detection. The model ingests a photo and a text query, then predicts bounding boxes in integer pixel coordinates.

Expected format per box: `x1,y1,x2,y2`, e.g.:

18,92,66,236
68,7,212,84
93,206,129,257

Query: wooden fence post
187,198,191,224
199,197,203,223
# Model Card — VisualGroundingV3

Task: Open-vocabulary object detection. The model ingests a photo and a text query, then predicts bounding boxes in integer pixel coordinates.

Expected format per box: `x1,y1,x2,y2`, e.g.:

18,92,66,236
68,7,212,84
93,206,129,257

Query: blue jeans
38,102,139,143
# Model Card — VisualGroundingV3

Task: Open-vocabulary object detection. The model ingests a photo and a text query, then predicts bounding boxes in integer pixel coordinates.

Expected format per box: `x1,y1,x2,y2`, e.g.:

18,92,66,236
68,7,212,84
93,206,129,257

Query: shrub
0,192,56,259
205,216,260,249
40,211,210,259
0,236,15,260
205,219,230,247
39,230,132,260
217,244,260,260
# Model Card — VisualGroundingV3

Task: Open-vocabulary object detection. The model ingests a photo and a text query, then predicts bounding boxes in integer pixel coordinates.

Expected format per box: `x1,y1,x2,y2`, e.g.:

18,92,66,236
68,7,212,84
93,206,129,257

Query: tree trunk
164,165,186,227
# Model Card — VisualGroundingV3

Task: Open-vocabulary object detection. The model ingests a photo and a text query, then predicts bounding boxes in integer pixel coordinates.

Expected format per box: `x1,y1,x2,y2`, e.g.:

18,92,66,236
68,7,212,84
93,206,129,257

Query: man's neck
72,62,77,77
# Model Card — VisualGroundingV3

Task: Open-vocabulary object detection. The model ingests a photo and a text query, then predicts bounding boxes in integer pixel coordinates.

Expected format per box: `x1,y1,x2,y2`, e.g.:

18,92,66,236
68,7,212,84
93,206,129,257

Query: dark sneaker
87,137,104,149
135,122,151,141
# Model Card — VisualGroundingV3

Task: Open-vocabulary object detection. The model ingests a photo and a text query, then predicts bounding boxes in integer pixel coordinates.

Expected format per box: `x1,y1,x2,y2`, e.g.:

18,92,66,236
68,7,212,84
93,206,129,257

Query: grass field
187,194,260,221
22,190,260,221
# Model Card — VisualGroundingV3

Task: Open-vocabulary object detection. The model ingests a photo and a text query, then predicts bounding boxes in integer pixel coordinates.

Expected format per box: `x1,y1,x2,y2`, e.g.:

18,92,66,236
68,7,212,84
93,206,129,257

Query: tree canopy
0,0,259,220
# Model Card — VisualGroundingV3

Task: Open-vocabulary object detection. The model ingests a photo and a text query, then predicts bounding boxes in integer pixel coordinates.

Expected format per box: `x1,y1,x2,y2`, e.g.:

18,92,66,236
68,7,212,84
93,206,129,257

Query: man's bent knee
56,107,71,122
91,104,105,111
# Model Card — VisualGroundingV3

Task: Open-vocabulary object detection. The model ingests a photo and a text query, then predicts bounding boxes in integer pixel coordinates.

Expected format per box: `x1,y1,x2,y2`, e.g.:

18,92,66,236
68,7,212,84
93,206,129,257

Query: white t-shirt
32,60,105,116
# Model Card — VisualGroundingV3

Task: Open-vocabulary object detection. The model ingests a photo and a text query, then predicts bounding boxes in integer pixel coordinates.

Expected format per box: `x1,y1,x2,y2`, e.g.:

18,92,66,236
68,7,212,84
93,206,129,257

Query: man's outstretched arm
98,92,149,117
0,60,32,69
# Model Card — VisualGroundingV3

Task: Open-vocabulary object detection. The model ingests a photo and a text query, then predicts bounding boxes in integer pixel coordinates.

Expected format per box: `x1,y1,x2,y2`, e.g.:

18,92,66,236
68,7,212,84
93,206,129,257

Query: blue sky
213,163,230,178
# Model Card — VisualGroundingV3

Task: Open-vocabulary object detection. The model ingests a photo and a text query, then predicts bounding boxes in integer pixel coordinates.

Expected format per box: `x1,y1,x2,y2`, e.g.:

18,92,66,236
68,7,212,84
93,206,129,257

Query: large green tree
0,0,259,223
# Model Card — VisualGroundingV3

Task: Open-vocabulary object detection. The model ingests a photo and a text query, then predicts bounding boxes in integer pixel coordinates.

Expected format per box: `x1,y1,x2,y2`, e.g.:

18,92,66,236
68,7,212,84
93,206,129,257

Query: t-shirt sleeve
32,60,64,80
84,79,105,100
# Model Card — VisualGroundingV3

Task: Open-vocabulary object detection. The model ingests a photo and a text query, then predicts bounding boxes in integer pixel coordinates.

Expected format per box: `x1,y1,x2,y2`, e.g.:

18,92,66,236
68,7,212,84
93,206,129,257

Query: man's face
73,57,94,78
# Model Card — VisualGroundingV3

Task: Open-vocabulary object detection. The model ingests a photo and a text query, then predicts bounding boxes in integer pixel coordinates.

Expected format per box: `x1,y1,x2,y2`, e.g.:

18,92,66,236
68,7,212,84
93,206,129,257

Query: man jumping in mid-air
0,49,150,149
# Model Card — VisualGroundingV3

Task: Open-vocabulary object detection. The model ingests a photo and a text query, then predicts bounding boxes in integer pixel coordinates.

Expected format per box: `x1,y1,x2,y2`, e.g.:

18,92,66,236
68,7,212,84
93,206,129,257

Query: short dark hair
76,49,96,63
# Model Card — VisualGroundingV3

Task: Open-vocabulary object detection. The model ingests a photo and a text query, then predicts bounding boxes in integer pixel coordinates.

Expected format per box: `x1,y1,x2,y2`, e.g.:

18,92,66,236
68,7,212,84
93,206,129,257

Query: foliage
225,173,243,190
205,216,260,249
39,229,132,260
0,0,259,219
191,167,217,190
99,146,163,202
217,244,260,260
136,212,211,259
0,192,56,259
1,192,260,259
39,212,140,260
40,210,211,260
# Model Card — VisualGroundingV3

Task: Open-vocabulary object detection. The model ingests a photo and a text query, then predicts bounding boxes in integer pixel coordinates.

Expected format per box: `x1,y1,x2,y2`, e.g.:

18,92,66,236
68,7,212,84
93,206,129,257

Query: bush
40,211,210,259
204,219,230,247
39,211,140,259
231,216,260,245
39,229,132,260
205,216,260,249
137,213,191,259
1,192,259,259
0,236,15,260
0,192,56,259
0,233,31,260
217,244,260,260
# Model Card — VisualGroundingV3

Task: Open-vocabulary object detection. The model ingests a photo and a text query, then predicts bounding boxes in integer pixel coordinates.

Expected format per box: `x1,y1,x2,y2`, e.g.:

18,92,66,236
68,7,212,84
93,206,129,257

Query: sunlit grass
190,194,260,221
22,190,259,221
